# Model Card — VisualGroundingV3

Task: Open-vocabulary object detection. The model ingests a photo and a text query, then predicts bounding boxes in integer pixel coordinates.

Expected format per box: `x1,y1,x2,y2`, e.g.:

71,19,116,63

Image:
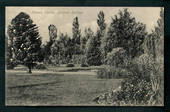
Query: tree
97,11,106,46
145,8,164,61
6,35,16,69
43,24,57,64
102,8,147,58
81,27,94,54
86,11,106,65
72,17,81,55
86,36,102,66
97,11,106,32
96,11,106,63
7,12,42,73
51,33,72,65
97,11,106,47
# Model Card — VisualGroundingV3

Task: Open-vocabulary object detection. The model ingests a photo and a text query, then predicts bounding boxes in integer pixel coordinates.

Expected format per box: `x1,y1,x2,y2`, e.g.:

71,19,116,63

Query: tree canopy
7,12,42,73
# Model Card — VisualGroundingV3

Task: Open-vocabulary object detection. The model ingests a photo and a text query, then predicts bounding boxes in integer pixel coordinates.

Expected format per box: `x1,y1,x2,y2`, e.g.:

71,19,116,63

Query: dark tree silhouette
72,17,81,55
7,12,42,73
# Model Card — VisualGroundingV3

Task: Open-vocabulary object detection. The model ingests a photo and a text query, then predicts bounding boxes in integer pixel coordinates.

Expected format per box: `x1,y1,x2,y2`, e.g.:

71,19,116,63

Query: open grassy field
6,68,122,106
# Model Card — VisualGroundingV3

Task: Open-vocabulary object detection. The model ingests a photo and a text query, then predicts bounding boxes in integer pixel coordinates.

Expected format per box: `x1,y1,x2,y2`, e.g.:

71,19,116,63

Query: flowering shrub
117,77,152,104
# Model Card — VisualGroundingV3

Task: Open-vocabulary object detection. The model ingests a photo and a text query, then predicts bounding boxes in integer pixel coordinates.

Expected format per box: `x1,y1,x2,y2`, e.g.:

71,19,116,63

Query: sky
6,7,161,43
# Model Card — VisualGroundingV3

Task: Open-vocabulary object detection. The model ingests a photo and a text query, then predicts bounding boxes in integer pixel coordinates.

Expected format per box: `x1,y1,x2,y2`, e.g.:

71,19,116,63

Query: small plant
66,63,75,67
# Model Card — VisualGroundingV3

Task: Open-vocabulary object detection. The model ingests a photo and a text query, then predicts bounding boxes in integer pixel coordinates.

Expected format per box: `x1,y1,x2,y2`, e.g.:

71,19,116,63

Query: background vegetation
6,8,164,106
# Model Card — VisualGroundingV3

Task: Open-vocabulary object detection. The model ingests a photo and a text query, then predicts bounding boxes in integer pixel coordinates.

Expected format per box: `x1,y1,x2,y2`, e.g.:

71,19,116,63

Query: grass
47,66,104,72
6,69,121,106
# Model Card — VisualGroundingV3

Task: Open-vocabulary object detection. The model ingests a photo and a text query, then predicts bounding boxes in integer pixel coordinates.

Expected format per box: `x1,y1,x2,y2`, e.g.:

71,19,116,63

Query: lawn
6,68,122,106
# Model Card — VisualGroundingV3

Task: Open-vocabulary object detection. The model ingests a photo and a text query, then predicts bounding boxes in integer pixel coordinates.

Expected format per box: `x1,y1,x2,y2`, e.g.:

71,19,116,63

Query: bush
117,77,152,104
80,63,89,67
94,52,163,105
97,66,130,79
66,63,75,67
105,47,128,68
35,64,47,69
115,54,163,105
6,59,17,70
126,54,155,80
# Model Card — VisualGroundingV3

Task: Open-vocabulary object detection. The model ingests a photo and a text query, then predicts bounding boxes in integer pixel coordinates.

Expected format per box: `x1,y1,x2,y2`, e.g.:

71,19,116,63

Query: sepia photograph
5,7,164,106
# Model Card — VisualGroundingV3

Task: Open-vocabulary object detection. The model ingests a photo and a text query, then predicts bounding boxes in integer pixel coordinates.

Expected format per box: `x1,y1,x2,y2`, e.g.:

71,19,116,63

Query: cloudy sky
6,7,161,43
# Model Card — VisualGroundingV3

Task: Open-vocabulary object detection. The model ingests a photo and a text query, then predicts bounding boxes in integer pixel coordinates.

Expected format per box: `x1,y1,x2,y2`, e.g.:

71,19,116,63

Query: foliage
85,11,107,66
117,53,163,105
115,8,164,106
7,12,42,73
86,36,102,66
96,11,106,47
81,28,94,54
95,50,163,105
72,17,81,55
6,35,15,69
117,77,152,104
95,58,162,105
101,8,147,59
105,47,128,67
50,33,72,65
6,42,16,69
71,55,85,65
96,11,106,64
43,24,57,63
144,8,164,62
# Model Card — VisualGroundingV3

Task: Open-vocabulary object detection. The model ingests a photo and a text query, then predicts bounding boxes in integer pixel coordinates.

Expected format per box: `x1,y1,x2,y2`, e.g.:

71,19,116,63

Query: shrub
97,66,130,79
6,59,17,70
80,63,89,67
149,75,164,105
66,63,75,67
117,77,152,104
35,64,47,70
105,47,128,68
115,54,163,105
94,52,163,105
123,54,155,81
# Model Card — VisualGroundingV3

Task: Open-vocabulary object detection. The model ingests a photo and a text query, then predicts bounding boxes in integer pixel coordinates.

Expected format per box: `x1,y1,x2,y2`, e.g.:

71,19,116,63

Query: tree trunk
28,66,32,73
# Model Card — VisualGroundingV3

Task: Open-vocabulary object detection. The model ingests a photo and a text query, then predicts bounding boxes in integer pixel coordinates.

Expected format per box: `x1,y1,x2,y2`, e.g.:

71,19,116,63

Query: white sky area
6,7,161,43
